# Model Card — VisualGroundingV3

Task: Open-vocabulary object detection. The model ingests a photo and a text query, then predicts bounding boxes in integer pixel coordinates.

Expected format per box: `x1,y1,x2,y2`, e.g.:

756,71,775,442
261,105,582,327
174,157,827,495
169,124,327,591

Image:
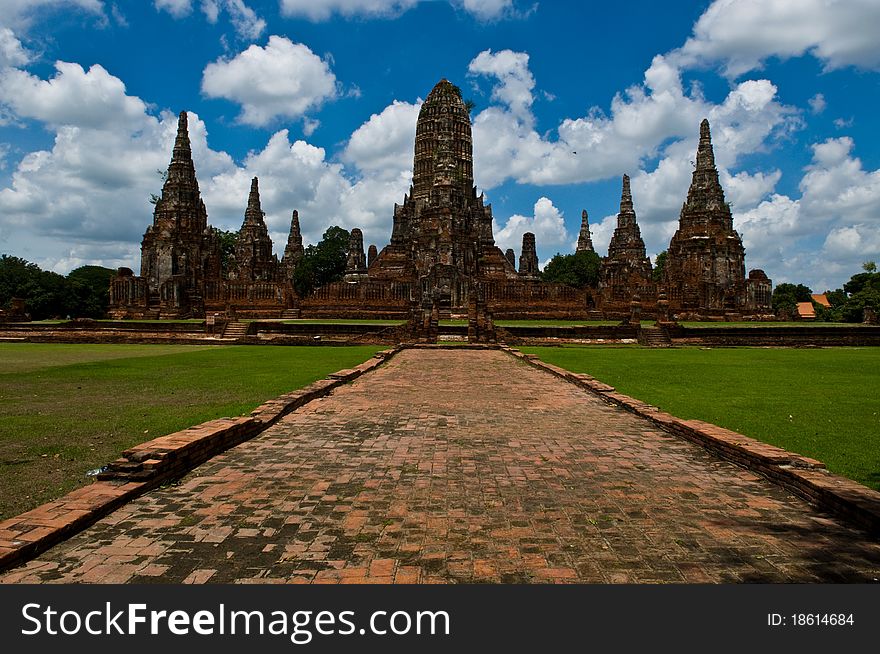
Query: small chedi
110,80,772,321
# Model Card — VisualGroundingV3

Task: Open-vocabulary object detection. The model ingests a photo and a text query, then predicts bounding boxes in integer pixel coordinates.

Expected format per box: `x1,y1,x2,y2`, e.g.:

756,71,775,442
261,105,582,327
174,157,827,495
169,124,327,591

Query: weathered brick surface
2,349,879,584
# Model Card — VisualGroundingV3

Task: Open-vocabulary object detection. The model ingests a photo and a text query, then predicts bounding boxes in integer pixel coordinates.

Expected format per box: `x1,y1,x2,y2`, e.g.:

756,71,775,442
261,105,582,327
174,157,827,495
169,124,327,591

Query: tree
67,265,116,318
292,226,350,297
652,250,667,283
815,264,880,322
0,255,75,319
212,228,238,274
541,251,601,288
770,282,812,315
1,255,118,319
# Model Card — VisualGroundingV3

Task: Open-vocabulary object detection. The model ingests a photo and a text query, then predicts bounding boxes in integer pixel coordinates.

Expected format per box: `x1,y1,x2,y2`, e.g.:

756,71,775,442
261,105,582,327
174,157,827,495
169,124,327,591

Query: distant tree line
771,261,879,322
0,255,115,320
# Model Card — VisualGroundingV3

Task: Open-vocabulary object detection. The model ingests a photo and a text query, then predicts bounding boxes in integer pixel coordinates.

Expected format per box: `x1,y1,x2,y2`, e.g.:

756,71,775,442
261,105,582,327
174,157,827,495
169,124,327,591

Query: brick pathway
3,349,879,583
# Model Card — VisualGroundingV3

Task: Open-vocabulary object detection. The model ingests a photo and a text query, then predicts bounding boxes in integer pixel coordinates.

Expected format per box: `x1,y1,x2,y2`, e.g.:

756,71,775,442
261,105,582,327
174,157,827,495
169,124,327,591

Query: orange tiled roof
797,302,816,319
811,293,830,307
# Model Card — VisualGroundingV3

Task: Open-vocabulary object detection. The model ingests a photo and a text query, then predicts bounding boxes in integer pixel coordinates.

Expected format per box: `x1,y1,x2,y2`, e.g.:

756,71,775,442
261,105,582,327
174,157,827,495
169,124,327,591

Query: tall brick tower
370,79,516,305
232,177,278,282
664,119,746,312
280,209,304,283
576,209,594,253
601,174,653,305
139,111,219,316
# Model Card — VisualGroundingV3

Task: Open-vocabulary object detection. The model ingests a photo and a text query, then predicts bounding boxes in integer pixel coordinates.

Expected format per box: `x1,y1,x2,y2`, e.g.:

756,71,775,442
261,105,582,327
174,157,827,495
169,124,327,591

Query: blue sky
0,0,878,292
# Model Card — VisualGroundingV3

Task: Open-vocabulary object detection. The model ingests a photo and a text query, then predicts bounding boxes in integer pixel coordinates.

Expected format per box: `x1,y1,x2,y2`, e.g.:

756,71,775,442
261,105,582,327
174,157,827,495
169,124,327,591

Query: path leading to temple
3,349,879,583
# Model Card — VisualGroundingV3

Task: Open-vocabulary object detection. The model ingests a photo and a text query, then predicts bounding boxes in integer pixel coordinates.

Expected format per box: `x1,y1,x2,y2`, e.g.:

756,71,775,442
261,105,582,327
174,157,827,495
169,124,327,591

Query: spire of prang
283,209,304,265
518,232,540,279
576,209,594,253
345,228,367,279
171,111,192,164
696,118,716,172
164,110,199,192
243,177,265,226
504,248,516,268
618,174,635,223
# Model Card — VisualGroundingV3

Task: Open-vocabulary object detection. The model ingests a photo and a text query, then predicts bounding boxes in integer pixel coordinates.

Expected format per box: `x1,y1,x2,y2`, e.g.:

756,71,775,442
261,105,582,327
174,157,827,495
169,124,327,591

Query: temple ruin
109,81,772,321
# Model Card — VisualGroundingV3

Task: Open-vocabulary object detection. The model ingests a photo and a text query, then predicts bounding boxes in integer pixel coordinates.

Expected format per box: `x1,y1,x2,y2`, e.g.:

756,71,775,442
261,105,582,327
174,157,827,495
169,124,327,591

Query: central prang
369,79,517,305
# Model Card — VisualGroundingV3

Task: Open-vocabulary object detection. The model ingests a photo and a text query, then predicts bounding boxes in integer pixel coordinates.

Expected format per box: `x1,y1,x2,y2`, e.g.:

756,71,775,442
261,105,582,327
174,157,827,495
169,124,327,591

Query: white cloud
468,52,797,192
0,0,103,28
0,27,30,68
732,136,880,288
808,93,826,115
342,99,420,179
279,0,515,21
154,0,265,40
460,0,513,21
201,36,337,126
468,49,534,124
823,224,880,262
214,0,265,39
0,61,149,130
673,0,880,77
154,0,192,18
722,169,782,212
492,196,570,254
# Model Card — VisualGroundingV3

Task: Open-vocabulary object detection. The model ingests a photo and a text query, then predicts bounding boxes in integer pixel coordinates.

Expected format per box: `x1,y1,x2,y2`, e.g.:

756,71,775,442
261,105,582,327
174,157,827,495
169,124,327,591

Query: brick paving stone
2,349,879,584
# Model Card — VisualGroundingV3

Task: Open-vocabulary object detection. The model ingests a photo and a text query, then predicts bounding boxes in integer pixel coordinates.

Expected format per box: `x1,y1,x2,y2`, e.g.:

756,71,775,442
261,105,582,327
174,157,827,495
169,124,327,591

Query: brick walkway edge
502,346,880,536
0,348,401,572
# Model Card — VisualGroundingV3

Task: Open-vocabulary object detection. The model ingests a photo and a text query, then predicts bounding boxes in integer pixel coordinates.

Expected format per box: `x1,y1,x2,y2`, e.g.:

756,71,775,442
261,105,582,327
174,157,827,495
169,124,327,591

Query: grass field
0,343,382,518
440,319,635,327
520,346,880,491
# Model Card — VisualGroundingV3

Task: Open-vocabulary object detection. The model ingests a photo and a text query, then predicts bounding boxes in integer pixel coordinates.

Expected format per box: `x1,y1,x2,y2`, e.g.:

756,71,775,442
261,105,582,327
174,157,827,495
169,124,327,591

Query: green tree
212,228,238,274
652,250,667,283
0,255,75,319
771,282,812,315
541,250,601,288
67,265,116,318
292,226,350,297
815,264,880,323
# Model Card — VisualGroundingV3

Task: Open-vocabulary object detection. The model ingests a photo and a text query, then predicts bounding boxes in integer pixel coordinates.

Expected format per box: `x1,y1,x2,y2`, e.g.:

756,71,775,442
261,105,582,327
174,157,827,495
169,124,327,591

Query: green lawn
439,319,640,327
278,319,404,325
0,343,382,518
519,346,880,491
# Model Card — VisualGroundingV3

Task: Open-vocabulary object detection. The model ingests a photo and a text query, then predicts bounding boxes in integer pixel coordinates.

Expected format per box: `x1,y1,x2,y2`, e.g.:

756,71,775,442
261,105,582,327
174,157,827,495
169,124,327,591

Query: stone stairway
638,326,672,347
281,309,301,319
221,321,250,340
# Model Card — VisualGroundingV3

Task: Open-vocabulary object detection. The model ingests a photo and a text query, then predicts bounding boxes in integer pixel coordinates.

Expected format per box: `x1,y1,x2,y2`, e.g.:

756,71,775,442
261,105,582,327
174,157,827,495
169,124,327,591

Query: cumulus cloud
342,99,420,179
0,27,30,69
0,61,149,130
468,51,797,192
153,0,192,18
279,0,515,22
808,93,826,115
493,197,570,254
201,36,338,126
0,0,103,28
468,49,534,124
672,0,880,77
154,0,265,40
733,136,880,287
